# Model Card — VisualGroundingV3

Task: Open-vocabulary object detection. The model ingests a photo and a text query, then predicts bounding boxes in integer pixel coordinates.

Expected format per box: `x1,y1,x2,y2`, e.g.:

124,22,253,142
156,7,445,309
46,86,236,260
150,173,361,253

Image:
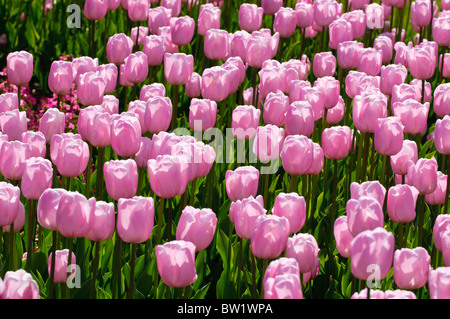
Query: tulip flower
0,182,21,228
251,214,290,259
313,0,342,28
272,192,306,234
350,181,387,207
392,99,429,135
169,16,195,47
374,117,404,156
353,91,388,133
231,105,261,140
428,267,450,299
406,157,438,195
39,108,66,144
286,233,319,273
406,47,436,80
164,53,194,85
253,124,285,163
21,157,53,200
155,240,198,287
358,48,383,76
313,52,336,78
37,188,67,231
84,0,108,20
341,10,366,40
117,196,154,243
1,269,40,299
56,191,92,238
322,126,352,160
390,140,418,175
337,41,364,70
0,109,27,141
229,195,266,239
263,257,302,299
50,134,89,178
387,184,419,223
201,66,230,102
393,247,431,290
176,206,217,251
425,171,448,205
262,90,289,126
280,134,314,175
96,64,117,94
239,4,264,32
48,60,74,96
365,3,384,30
47,249,77,283
148,154,189,198
0,140,30,181
374,35,393,64
329,18,353,50
106,33,134,65
7,51,33,87
346,196,384,237
273,7,297,38
189,98,217,132
197,4,221,36
225,166,259,202
379,64,408,96
285,101,314,137
204,29,229,61
185,72,202,98
334,216,354,258
77,71,107,106
295,2,314,29
110,112,142,158
104,159,138,201
86,201,115,242
144,97,172,134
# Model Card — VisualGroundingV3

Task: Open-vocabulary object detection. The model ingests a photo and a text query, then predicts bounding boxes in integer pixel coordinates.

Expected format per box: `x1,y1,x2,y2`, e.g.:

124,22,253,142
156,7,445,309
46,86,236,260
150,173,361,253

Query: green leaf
191,283,211,299
215,228,229,269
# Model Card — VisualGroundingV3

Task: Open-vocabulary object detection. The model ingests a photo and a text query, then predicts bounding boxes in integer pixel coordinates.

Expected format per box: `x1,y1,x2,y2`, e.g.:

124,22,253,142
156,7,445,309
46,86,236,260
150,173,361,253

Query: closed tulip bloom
230,30,250,63
411,0,432,28
77,71,107,106
127,0,148,21
313,52,336,78
21,157,53,200
334,216,354,258
106,33,134,65
84,0,108,20
117,196,154,243
239,4,264,32
263,258,302,299
0,93,18,113
251,214,290,259
380,64,408,96
144,96,172,134
433,16,450,47
313,0,342,28
101,95,119,115
110,112,142,157
96,64,117,94
142,35,165,66
342,10,366,40
2,200,24,232
2,269,40,299
406,47,436,80
0,109,27,141
353,92,387,133
326,96,345,124
374,35,393,64
351,227,395,280
161,0,181,17
272,192,306,234
134,137,152,169
176,206,217,251
169,16,195,46
225,166,259,202
406,157,438,195
7,51,33,87
104,159,138,200
51,134,89,178
148,154,189,198
329,18,353,50
201,66,230,102
155,240,197,287
374,117,404,156
197,4,221,36
140,83,166,102
224,56,247,84
261,0,283,15
358,48,382,76
273,7,297,38
295,2,314,28
253,125,285,163
131,28,149,48
344,71,366,99
72,56,98,83
434,84,450,117
394,247,431,290
314,76,340,110
164,53,194,85
189,98,217,131
185,72,201,98
428,267,450,299
231,105,261,140
425,171,447,205
365,3,384,29
387,184,419,223
48,61,74,96
337,41,364,70
390,140,418,175
229,195,266,239
89,111,112,148
20,131,46,159
280,134,314,175
147,6,172,35
204,29,229,61
384,290,418,299
391,83,419,106
392,99,429,135
393,41,411,67
286,233,319,273
0,141,30,181
47,249,77,284
434,116,450,154
157,26,179,54
0,182,21,228
77,105,104,141
346,196,384,237
262,90,289,126
86,201,115,242
258,67,287,98
108,0,120,10
246,36,272,69
351,289,386,299
322,126,352,160
37,188,67,231
123,52,148,84
285,101,314,137
56,191,92,238
350,181,387,206
434,215,450,252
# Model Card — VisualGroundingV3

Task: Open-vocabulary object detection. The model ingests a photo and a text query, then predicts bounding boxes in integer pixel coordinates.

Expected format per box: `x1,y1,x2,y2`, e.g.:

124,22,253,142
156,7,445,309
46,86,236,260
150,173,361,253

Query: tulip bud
176,206,217,251
117,196,154,243
7,51,33,87
104,159,138,200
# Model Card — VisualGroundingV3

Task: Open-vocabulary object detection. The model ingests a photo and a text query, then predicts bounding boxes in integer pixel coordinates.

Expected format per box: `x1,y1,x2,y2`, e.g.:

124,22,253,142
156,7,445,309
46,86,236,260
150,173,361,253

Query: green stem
85,144,93,196
417,194,425,247
331,159,338,226
397,223,404,250
250,251,257,299
263,172,270,208
445,154,450,214
48,230,58,299
361,133,371,183
112,230,122,299
288,174,298,193
25,199,36,271
355,131,364,183
236,237,243,297
171,85,179,131
17,86,22,111
188,178,197,206
168,197,173,242
65,237,74,299
96,147,105,200
127,243,137,299
260,259,268,299
90,240,100,299
156,197,165,246
9,222,14,271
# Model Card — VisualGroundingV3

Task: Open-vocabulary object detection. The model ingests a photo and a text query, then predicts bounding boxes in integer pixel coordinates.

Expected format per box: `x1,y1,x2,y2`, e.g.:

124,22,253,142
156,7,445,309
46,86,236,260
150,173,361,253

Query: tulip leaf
215,228,229,269
191,282,211,299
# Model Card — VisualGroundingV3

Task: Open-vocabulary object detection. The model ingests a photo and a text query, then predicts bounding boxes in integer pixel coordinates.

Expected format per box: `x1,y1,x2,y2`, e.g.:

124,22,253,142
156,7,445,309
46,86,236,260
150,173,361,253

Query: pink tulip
20,131,46,159
2,201,23,231
246,35,272,69
108,0,120,10
127,0,149,21
110,112,142,158
123,52,148,84
380,64,408,96
130,27,149,47
96,64,117,94
295,2,314,29
393,247,430,290
7,51,33,87
251,214,290,259
37,108,65,144
47,250,77,284
262,90,289,126
337,41,364,70
346,196,384,237
229,195,266,239
144,96,172,134
201,66,230,102
239,4,264,32
428,267,450,299
425,171,448,205
0,182,21,228
353,91,388,133
433,16,450,47
148,6,172,35
286,233,319,273
164,53,194,85
37,188,67,231
197,4,221,36
434,116,450,155
117,196,154,243
142,35,165,66
77,105,104,141
104,159,138,201
285,101,314,137
358,48,383,76
84,0,108,20
86,201,115,242
273,7,297,38
2,269,40,299
365,3,384,29
231,105,261,140
77,71,107,106
56,191,93,238
176,206,217,251
189,98,217,131
106,33,134,65
411,0,432,28
148,154,189,198
0,140,30,181
313,52,336,78
204,29,229,61
155,240,197,287
225,166,259,202
387,184,419,223
263,257,302,299
433,83,450,117
341,10,366,39
280,134,314,175
72,56,98,83
253,125,285,163
48,61,74,96
21,157,53,200
51,134,89,178
329,18,353,50
0,109,27,141
185,72,202,98
0,93,18,113
392,99,429,135
134,137,152,169
322,126,352,160
406,47,436,80
313,76,340,110
88,111,112,148
140,83,166,102
169,16,195,47
313,0,342,28
272,192,306,234
374,35,393,64
390,140,418,175
374,117,404,156
101,95,119,115
344,70,366,99
351,227,395,280
334,216,354,258
161,0,181,17
406,157,438,195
